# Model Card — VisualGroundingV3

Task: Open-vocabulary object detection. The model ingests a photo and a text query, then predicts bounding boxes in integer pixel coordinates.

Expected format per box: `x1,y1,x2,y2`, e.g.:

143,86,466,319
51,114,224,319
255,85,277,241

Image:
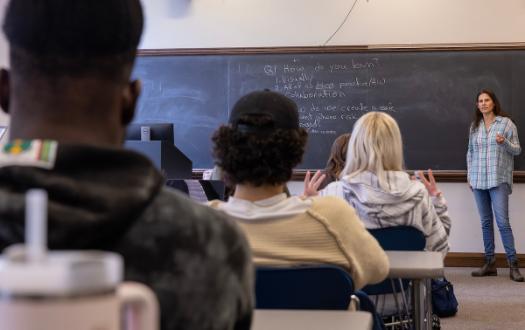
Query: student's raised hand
303,170,326,197
496,132,505,144
415,169,442,197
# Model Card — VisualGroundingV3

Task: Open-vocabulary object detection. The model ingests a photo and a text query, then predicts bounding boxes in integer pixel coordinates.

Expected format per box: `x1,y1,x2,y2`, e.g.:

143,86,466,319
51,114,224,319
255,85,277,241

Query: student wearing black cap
0,1,253,329
209,89,389,290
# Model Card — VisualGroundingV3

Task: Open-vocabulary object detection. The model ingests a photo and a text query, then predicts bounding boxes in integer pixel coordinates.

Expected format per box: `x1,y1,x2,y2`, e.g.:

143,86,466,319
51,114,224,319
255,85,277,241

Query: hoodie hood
0,142,164,251
338,171,426,219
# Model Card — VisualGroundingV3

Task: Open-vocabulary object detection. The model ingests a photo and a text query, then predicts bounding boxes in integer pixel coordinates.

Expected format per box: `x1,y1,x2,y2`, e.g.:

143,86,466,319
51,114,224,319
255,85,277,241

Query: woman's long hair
470,89,509,131
341,112,404,189
321,133,350,189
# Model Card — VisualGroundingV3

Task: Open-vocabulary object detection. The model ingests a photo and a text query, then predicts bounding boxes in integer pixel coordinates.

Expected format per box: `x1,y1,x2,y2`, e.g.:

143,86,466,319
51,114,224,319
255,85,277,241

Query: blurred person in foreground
0,1,253,329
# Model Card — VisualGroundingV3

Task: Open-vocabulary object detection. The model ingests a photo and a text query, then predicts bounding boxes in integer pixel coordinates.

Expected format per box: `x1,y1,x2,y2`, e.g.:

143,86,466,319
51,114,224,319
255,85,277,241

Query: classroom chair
363,226,427,329
255,265,384,330
255,265,356,310
363,226,426,294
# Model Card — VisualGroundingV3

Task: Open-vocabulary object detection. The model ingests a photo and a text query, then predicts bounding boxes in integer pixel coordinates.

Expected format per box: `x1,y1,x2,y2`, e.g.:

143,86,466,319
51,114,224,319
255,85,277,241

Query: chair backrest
255,265,355,310
368,226,426,251
362,226,426,296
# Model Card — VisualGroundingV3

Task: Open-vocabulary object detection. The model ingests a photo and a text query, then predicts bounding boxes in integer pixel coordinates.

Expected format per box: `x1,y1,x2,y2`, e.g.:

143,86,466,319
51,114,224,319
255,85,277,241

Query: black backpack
431,277,459,317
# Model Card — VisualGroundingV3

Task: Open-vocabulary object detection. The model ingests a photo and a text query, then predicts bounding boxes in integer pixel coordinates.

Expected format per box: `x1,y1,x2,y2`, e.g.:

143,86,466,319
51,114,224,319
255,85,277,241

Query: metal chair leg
412,279,425,330
424,279,433,330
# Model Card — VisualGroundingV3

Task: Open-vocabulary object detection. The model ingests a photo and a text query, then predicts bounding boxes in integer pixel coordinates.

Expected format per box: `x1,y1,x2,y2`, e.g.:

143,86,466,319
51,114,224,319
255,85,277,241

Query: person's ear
121,79,141,125
0,69,10,114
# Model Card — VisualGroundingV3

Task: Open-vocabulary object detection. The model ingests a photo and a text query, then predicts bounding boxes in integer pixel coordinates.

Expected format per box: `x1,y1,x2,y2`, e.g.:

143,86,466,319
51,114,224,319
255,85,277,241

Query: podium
125,140,192,179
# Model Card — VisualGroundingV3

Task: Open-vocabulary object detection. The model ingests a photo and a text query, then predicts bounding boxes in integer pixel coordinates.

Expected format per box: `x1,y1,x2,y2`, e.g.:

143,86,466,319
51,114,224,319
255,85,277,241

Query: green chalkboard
132,46,525,172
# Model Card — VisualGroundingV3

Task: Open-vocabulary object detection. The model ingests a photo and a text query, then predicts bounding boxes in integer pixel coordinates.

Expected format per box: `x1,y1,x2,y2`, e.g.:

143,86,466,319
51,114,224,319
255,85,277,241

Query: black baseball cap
229,89,300,131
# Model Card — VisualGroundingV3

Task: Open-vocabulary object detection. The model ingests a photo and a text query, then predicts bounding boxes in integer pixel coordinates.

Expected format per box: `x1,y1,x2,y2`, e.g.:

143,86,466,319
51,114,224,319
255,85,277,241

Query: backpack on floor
431,277,459,317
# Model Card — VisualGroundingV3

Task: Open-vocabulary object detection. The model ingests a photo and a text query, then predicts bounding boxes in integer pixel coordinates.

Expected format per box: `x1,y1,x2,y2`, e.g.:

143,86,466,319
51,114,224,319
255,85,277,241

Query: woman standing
468,89,523,282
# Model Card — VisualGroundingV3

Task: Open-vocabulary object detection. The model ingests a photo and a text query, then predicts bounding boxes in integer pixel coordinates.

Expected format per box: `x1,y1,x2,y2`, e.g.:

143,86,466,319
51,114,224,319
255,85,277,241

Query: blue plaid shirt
467,116,521,190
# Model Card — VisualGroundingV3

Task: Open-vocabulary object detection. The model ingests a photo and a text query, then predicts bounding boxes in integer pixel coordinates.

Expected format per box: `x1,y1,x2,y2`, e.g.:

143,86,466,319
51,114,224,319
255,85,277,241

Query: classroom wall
139,0,525,254
1,0,524,254
0,0,10,140
139,0,525,48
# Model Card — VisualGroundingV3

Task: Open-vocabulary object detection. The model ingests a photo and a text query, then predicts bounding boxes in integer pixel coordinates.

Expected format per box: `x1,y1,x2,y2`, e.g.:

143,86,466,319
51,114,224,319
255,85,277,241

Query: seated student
0,1,252,329
312,112,451,255
320,133,351,189
209,89,389,290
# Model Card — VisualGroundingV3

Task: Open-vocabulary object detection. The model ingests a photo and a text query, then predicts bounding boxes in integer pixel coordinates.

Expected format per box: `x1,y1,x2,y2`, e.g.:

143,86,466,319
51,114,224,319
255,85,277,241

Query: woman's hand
303,170,326,197
496,132,505,144
415,169,442,197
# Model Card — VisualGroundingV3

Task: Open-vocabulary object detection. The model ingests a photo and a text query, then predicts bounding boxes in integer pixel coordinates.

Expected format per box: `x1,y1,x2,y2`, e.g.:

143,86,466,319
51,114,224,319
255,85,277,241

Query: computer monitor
126,123,174,143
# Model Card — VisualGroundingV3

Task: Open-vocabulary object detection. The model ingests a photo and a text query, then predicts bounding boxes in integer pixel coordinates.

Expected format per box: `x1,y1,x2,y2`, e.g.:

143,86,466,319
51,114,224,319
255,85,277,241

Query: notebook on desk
166,180,226,202
0,127,7,140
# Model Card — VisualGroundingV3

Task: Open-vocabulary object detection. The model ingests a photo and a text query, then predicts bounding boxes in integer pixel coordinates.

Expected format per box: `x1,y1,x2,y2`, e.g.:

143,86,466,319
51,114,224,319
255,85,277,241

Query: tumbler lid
0,248,122,296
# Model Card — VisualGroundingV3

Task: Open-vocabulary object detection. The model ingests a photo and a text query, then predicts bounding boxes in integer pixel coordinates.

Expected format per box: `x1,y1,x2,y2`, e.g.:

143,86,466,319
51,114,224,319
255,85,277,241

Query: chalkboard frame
137,44,525,183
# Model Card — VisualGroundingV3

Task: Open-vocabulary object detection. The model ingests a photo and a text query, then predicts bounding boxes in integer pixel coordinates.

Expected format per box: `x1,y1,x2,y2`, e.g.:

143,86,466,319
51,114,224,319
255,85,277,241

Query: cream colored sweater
210,195,389,289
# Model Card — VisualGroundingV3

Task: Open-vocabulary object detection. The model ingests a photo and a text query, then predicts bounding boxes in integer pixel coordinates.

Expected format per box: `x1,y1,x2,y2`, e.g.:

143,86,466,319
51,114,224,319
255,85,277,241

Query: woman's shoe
471,257,497,277
509,260,524,282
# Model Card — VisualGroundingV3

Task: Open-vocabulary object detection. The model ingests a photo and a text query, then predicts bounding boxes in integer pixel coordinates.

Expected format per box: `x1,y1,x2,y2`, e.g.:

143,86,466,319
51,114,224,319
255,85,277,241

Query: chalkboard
132,47,525,172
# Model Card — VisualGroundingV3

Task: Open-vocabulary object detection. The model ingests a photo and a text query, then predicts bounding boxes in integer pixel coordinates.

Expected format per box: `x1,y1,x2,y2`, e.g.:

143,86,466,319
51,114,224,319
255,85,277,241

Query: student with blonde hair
309,111,451,255
342,112,404,189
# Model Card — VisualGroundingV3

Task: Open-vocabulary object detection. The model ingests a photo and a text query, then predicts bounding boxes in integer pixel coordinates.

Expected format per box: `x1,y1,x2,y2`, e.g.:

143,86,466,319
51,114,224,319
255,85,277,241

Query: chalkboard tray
135,45,525,182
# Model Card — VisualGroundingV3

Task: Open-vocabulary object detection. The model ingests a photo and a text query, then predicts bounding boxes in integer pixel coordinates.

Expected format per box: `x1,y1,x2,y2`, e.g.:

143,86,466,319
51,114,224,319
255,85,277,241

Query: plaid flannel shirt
467,116,521,190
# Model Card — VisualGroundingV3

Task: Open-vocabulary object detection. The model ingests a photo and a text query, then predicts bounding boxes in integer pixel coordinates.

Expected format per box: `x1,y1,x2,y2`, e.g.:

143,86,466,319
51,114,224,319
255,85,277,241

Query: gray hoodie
321,171,451,255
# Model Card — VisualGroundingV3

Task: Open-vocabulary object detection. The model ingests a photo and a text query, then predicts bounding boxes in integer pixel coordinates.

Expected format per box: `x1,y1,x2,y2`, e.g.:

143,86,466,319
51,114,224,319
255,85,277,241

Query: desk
385,251,444,330
251,310,373,330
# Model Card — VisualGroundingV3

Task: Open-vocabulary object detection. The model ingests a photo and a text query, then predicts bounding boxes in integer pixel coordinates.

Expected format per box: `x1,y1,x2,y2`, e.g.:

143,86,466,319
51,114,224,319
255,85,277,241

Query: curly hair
212,115,308,187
